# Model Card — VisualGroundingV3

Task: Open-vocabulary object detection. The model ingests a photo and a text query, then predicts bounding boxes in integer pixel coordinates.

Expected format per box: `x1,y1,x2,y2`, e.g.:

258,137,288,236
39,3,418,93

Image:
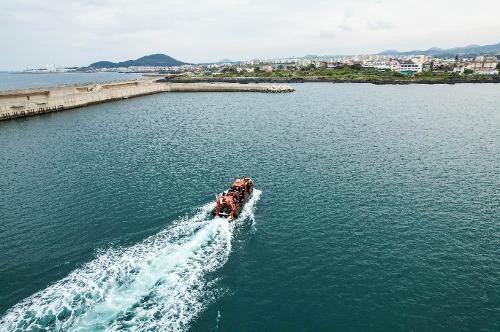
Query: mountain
88,54,187,68
303,54,321,59
377,42,500,57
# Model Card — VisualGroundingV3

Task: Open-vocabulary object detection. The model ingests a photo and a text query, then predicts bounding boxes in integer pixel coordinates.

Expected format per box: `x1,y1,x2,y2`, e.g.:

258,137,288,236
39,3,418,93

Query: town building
466,56,498,74
399,62,423,74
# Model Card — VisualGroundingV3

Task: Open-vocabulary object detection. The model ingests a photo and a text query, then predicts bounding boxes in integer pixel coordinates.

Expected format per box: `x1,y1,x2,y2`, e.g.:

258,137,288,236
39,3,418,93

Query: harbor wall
0,80,294,121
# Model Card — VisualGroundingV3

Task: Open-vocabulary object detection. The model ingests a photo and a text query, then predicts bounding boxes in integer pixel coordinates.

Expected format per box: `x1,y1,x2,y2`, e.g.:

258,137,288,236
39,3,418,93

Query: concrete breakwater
0,80,294,121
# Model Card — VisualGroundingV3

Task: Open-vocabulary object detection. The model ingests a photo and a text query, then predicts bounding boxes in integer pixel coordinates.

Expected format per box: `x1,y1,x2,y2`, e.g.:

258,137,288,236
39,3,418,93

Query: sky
1,0,499,70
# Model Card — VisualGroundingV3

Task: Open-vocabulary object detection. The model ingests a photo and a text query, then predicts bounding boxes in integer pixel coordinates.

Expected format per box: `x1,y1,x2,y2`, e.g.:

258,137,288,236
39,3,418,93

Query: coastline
163,76,500,85
0,79,293,121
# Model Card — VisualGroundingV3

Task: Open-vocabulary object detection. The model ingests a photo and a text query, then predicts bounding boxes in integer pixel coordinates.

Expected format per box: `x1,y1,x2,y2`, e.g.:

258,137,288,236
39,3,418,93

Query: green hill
89,54,187,68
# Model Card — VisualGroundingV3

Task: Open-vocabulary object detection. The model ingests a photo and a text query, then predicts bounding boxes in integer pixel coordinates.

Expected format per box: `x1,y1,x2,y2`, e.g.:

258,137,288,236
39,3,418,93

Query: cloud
319,31,337,39
338,23,353,32
0,0,499,69
367,20,395,30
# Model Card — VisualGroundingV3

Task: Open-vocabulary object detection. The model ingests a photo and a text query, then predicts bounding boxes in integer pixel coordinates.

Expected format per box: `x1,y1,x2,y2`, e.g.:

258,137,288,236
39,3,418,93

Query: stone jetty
0,79,294,121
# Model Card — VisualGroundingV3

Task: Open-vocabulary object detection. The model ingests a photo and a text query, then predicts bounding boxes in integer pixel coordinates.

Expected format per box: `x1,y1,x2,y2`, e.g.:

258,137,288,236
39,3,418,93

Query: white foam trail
213,310,222,331
0,190,261,332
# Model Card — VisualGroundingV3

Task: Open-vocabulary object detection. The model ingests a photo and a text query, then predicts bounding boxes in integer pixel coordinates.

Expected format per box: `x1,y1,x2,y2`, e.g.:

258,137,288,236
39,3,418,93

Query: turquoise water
0,83,499,331
0,72,143,91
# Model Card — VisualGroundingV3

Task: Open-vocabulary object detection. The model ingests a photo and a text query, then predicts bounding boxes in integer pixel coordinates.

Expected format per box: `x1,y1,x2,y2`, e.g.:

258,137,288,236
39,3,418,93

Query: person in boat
246,177,253,189
233,191,240,204
228,192,238,218
229,194,236,210
217,194,226,208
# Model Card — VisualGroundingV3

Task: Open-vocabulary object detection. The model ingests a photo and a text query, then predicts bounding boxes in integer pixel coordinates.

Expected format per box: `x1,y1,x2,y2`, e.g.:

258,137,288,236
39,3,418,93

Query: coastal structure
0,79,294,121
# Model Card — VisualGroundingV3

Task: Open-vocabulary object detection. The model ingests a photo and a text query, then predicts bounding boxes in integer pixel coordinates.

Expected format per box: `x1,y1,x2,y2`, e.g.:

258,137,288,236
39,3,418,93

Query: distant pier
0,80,294,121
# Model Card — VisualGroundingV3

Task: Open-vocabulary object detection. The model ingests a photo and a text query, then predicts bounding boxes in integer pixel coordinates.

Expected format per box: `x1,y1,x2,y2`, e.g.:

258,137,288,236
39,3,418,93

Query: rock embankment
0,80,294,121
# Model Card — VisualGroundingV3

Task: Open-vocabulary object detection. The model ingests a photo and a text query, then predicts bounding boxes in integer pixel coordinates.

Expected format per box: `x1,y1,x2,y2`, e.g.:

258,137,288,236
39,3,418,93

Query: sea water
0,72,143,91
0,83,498,331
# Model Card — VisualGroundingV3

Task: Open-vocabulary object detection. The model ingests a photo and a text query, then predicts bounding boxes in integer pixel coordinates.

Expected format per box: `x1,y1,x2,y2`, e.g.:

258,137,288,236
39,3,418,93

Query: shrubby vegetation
209,65,498,82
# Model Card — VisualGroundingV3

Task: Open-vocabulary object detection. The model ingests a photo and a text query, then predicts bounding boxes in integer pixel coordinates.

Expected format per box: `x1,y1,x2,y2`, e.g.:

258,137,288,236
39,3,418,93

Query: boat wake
0,190,261,332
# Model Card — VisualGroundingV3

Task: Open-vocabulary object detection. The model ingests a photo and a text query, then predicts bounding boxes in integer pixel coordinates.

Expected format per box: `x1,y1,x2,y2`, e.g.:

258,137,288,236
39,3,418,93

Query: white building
399,62,423,74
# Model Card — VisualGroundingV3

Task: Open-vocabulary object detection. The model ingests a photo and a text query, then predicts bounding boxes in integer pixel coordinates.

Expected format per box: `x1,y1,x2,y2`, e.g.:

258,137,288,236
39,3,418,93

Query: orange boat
212,177,254,219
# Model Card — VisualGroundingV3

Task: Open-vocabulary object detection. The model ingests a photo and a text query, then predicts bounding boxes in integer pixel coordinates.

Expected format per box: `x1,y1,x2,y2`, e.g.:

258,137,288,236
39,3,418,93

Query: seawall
0,80,294,121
